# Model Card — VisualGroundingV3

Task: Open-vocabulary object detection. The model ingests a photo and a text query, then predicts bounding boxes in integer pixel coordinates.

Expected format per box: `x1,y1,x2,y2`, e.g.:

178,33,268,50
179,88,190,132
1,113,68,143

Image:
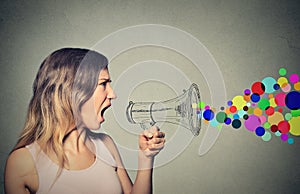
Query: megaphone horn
126,83,201,136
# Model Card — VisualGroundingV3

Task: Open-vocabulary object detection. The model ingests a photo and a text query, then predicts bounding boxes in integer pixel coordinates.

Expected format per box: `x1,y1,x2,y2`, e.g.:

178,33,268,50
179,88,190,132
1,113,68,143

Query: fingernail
147,133,153,138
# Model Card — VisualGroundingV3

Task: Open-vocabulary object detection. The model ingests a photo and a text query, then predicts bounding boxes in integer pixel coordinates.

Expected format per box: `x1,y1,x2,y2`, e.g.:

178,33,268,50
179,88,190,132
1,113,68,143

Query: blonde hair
14,48,108,171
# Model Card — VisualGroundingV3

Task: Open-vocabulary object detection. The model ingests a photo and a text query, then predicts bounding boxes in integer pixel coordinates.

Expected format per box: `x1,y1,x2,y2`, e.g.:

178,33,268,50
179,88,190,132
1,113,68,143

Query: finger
149,125,159,134
153,131,165,138
148,137,165,145
143,130,154,139
148,141,165,151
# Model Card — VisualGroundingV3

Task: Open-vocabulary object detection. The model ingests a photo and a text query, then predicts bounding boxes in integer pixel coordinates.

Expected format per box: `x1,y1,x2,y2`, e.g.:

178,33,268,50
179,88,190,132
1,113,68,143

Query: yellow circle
289,116,300,136
269,98,277,107
232,96,246,110
277,77,288,87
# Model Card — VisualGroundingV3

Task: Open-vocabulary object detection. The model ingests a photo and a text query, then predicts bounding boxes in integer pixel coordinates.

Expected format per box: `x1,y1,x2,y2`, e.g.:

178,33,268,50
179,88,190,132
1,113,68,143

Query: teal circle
262,77,277,94
262,131,272,141
275,131,281,137
288,138,294,144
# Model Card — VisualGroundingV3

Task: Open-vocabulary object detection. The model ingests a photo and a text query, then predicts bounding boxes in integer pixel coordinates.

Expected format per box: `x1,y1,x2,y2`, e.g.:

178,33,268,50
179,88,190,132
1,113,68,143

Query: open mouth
100,104,111,117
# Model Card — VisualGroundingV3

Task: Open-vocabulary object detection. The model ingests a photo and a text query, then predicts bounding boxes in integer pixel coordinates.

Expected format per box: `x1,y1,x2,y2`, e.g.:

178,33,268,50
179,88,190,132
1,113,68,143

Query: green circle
263,122,271,129
285,113,292,121
216,112,227,123
258,98,270,110
279,68,287,76
291,109,300,117
228,113,233,119
198,101,205,109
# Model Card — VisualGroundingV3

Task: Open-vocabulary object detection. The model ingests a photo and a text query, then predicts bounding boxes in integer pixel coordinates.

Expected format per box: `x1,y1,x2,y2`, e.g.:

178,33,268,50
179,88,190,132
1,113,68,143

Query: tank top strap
26,142,59,193
91,138,117,167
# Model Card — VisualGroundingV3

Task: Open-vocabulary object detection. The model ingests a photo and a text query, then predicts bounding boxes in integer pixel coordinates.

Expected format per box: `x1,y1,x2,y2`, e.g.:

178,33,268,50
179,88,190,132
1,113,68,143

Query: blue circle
203,109,214,121
251,93,260,103
233,114,240,119
273,83,280,90
224,117,231,125
285,91,300,110
255,127,265,136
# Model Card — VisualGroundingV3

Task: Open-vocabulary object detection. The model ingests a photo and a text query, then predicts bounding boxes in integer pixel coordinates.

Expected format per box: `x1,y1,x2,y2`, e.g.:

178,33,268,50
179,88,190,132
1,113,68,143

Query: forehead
98,68,109,78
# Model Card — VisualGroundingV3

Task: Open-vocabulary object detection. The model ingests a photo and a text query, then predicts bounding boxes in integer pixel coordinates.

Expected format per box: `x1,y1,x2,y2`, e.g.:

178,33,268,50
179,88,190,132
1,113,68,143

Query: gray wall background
1,0,300,193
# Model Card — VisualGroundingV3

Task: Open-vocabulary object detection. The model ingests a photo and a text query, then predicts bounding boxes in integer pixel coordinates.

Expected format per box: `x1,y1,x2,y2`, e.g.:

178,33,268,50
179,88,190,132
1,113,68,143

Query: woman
4,48,165,194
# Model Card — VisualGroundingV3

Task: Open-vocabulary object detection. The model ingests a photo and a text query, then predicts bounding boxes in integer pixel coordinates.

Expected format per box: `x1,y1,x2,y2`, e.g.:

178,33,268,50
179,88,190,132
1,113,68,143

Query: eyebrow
98,78,112,82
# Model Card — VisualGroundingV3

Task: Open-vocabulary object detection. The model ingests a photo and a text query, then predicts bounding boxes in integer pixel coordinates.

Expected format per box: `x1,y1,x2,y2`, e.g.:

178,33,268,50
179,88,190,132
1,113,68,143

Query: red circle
251,82,265,95
265,106,274,116
270,125,278,132
230,106,237,113
278,120,290,134
278,108,283,113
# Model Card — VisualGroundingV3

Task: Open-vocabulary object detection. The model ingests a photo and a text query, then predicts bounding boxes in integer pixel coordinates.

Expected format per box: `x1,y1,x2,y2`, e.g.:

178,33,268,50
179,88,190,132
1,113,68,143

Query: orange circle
294,82,300,91
253,107,263,116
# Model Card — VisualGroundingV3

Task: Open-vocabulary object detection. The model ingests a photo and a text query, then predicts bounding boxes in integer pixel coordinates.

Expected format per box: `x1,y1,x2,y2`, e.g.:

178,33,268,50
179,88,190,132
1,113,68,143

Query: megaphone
126,83,201,136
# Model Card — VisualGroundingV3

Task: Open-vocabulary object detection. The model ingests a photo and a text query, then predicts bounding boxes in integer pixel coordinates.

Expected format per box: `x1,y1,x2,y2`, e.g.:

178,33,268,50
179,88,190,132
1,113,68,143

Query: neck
63,128,86,153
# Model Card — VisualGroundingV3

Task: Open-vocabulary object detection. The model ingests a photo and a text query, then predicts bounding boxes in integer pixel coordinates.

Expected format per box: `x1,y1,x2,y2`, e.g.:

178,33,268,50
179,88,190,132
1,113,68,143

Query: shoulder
5,147,38,192
90,133,123,166
92,133,118,153
6,147,36,176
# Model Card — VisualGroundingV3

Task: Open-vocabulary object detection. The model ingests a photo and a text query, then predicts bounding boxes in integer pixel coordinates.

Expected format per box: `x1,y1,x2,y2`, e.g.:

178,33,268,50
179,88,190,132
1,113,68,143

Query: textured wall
1,0,300,193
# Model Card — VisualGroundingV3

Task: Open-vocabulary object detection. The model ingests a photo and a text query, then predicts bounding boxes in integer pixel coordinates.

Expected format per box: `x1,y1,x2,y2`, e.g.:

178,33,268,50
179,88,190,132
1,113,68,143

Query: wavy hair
14,47,108,171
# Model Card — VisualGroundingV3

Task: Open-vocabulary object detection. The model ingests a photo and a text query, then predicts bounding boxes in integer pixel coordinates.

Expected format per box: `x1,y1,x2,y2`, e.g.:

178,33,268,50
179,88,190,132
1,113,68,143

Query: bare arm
4,148,38,194
103,126,165,194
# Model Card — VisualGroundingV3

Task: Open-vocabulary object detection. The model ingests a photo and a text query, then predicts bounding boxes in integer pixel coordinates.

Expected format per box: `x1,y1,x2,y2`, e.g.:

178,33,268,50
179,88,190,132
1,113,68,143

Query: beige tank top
26,138,122,194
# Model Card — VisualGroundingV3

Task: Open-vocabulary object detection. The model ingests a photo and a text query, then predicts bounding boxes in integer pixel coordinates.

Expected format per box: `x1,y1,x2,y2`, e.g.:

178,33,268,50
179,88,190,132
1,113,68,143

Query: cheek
93,90,107,109
81,97,96,117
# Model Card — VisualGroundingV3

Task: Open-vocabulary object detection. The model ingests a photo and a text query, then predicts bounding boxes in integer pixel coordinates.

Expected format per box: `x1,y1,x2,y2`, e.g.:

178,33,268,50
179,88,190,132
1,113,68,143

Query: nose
107,84,117,99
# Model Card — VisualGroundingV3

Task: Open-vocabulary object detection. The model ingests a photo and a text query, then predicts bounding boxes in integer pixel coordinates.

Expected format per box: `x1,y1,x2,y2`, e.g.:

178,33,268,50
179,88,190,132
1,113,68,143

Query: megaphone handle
140,122,156,130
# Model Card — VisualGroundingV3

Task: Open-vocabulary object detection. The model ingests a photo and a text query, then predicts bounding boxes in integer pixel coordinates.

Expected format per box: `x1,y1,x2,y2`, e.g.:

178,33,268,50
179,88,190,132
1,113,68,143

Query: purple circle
244,89,251,95
244,115,261,132
281,134,288,141
227,101,233,106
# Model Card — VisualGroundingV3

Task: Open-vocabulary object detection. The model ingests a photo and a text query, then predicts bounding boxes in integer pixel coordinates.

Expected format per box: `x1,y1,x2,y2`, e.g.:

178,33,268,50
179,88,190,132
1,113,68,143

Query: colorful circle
255,127,265,136
262,131,272,141
262,77,277,94
232,119,242,129
244,115,261,132
285,91,300,110
203,109,214,121
251,93,260,103
289,74,299,84
251,82,265,95
279,68,287,76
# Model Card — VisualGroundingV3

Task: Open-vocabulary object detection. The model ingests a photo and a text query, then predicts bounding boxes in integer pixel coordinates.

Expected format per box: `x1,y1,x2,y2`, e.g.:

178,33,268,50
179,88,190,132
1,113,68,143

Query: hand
139,126,165,158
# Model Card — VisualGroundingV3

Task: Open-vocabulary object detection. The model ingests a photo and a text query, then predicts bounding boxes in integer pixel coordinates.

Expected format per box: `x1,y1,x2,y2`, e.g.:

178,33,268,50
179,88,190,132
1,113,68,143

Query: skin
5,68,165,194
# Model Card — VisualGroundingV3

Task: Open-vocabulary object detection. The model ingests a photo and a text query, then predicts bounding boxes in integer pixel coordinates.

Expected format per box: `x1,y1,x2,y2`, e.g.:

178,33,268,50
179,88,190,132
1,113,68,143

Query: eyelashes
98,79,112,88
